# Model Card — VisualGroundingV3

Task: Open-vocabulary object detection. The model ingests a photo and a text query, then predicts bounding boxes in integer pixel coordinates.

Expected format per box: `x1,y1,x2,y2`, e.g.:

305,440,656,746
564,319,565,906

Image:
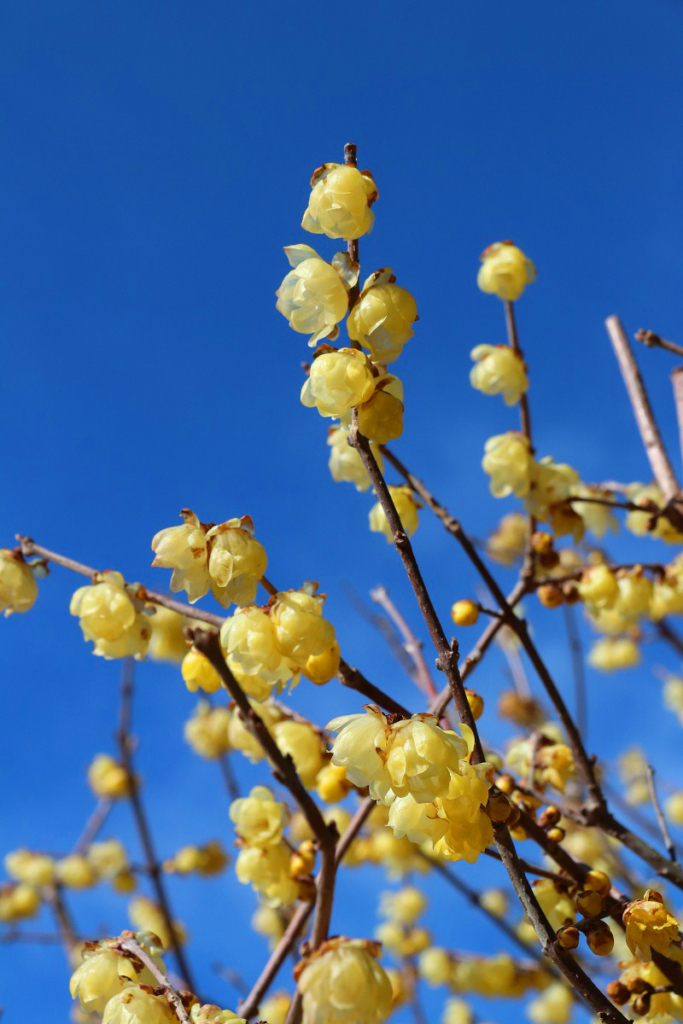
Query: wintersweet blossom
296,938,393,1024
147,607,189,662
220,607,294,688
588,636,640,672
482,433,533,498
70,571,151,659
347,269,418,364
623,892,683,962
0,883,40,922
477,241,537,301
301,348,376,418
181,647,224,694
102,987,175,1024
578,565,618,609
0,549,38,615
229,786,287,848
5,849,55,887
128,896,186,949
302,163,377,240
273,720,326,787
235,843,299,907
355,374,404,444
70,940,160,1015
184,702,231,759
270,588,336,667
369,485,420,541
379,887,427,924
328,426,383,491
469,345,528,406
87,754,132,799
277,245,356,346
626,483,683,544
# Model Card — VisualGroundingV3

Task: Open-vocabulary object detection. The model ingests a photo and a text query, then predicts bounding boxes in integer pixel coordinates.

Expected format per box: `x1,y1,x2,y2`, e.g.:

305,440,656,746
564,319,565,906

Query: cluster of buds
163,841,228,877
5,842,135,897
419,946,548,998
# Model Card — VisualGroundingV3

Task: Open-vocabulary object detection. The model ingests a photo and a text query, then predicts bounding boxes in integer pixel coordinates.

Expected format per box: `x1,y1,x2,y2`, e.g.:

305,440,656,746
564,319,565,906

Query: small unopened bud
626,978,650,995
296,876,317,902
290,841,316,878
547,827,566,843
538,805,561,829
531,532,554,555
584,870,611,896
451,600,479,626
510,822,528,841
539,550,560,570
632,993,652,1016
562,583,580,605
585,921,614,956
486,792,512,823
496,774,515,795
465,688,484,720
606,981,630,1006
556,924,580,950
575,889,604,918
537,584,564,609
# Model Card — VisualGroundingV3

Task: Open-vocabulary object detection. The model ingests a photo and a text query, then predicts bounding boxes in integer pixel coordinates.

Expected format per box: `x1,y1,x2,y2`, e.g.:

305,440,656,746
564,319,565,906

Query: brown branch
343,583,419,680
636,328,683,360
117,659,197,992
563,604,587,739
370,585,436,698
606,315,680,505
45,884,78,961
189,629,337,954
120,936,190,1022
672,366,683,469
646,765,678,863
73,797,113,855
344,142,361,318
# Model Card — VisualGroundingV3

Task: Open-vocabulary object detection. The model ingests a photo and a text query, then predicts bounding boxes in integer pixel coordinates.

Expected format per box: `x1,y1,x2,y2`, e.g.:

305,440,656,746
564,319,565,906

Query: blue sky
3,1,683,1020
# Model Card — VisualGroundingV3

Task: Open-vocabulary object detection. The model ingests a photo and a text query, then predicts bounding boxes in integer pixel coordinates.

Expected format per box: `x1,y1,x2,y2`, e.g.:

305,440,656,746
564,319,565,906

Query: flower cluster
231,786,304,907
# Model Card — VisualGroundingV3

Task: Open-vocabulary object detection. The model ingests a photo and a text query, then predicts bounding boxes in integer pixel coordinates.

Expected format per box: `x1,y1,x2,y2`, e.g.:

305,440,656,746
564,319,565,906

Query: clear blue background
2,2,683,1020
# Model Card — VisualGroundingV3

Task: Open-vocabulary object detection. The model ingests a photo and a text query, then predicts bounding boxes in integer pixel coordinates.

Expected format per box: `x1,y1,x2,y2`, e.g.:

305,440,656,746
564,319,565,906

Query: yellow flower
0,549,38,615
588,637,640,672
5,849,55,887
665,793,683,826
482,433,533,498
56,854,97,889
230,786,288,847
328,426,383,491
626,483,683,544
296,938,392,1024
274,720,327,787
151,510,210,602
477,241,536,301
270,589,336,668
486,512,528,566
532,878,575,931
379,886,426,924
277,245,354,346
87,840,129,880
303,163,377,240
148,607,189,663
228,700,283,763
235,844,299,907
70,571,151,659
470,345,528,406
129,896,186,949
524,457,580,523
301,348,376,418
614,568,653,622
418,947,452,986
577,565,618,609
190,1005,246,1024
315,762,352,803
87,754,132,799
356,376,404,444
369,485,420,542
70,943,157,1015
623,892,683,961
442,998,473,1024
0,883,40,921
570,485,618,538
527,982,573,1024
221,607,294,688
664,675,683,725
347,270,417,364
102,987,175,1024
165,841,228,877
184,701,231,759
479,889,508,918
302,640,341,686
259,993,291,1024
181,647,223,694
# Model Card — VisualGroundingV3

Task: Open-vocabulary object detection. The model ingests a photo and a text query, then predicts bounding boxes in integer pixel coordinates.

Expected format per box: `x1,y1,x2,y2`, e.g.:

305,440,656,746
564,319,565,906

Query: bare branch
636,328,683,360
646,764,678,863
370,585,436,698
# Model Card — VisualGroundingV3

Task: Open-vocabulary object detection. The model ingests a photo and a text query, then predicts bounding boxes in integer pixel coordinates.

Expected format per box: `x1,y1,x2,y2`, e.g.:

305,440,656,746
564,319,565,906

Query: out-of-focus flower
87,754,133,799
230,787,288,848
0,549,38,615
487,512,528,566
184,701,231,759
482,433,533,498
235,843,299,908
5,849,55,887
470,345,528,406
588,637,640,672
147,607,190,663
273,720,327,788
328,426,384,491
477,242,536,301
369,485,420,541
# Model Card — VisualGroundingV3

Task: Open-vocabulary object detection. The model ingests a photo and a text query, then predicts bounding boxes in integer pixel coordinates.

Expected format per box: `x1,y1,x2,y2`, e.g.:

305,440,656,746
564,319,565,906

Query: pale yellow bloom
477,241,536,301
482,433,533,498
626,483,683,544
301,348,376,418
577,565,618,609
129,896,186,949
70,571,151,659
102,987,175,1024
270,589,335,668
588,636,640,672
570,485,618,538
259,993,291,1024
228,700,283,763
181,647,224,694
418,947,452,986
664,676,683,726
70,943,158,1015
532,878,575,931
347,270,417,364
87,840,129,880
470,344,528,406
356,384,404,444
151,510,210,603
87,754,132,799
0,549,38,615
230,786,288,847
0,883,40,922
527,982,573,1024
190,1005,246,1024
273,720,326,787
302,640,341,686
147,607,189,663
235,844,299,907
296,938,392,1024
379,886,426,924
369,485,420,542
184,701,231,759
303,163,377,240
442,998,474,1024
614,569,653,622
623,893,683,961
221,607,294,688
486,512,528,566
277,245,353,346
666,793,683,826
56,854,97,889
524,457,580,524
5,849,55,887
165,841,228,876
328,426,383,491
479,889,508,918
252,904,286,948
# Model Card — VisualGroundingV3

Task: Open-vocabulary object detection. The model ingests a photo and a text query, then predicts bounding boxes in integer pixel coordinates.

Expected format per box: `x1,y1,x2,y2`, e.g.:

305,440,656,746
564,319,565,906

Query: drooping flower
477,241,536,301
70,571,151,659
347,269,418,364
277,245,357,347
302,163,377,240
328,426,384,491
229,786,288,848
469,345,528,406
235,843,299,907
369,485,420,542
482,433,533,498
0,549,38,615
270,587,336,668
296,938,392,1024
87,754,133,799
301,348,376,418
623,891,683,962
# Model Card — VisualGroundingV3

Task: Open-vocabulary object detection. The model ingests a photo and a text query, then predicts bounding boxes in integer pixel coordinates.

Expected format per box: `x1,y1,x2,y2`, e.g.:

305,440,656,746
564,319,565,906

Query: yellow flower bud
302,163,377,241
578,565,618,609
70,571,151,659
356,386,403,444
418,946,452,985
465,689,484,720
328,427,383,491
87,754,132,799
181,647,223,694
0,883,40,921
379,886,426,924
369,485,420,542
184,701,231,759
664,676,683,725
5,849,55,887
588,636,640,672
230,786,288,848
252,904,286,947
0,549,38,615
235,844,299,908
347,271,418,364
531,878,575,931
258,993,290,1024
477,241,536,301
296,938,392,1024
302,639,341,685
479,889,508,918
301,348,376,418
315,762,351,803
56,854,97,889
470,345,528,406
87,840,129,880
451,600,479,627
277,245,352,346
665,792,683,825
482,433,533,498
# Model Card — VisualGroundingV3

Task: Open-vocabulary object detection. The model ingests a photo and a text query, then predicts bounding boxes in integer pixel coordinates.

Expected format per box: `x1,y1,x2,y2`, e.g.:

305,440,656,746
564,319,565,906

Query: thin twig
647,764,678,862
671,366,683,471
636,329,683,360
45,885,78,961
370,585,436,698
73,797,113,855
120,936,191,1022
117,659,197,992
563,604,587,739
